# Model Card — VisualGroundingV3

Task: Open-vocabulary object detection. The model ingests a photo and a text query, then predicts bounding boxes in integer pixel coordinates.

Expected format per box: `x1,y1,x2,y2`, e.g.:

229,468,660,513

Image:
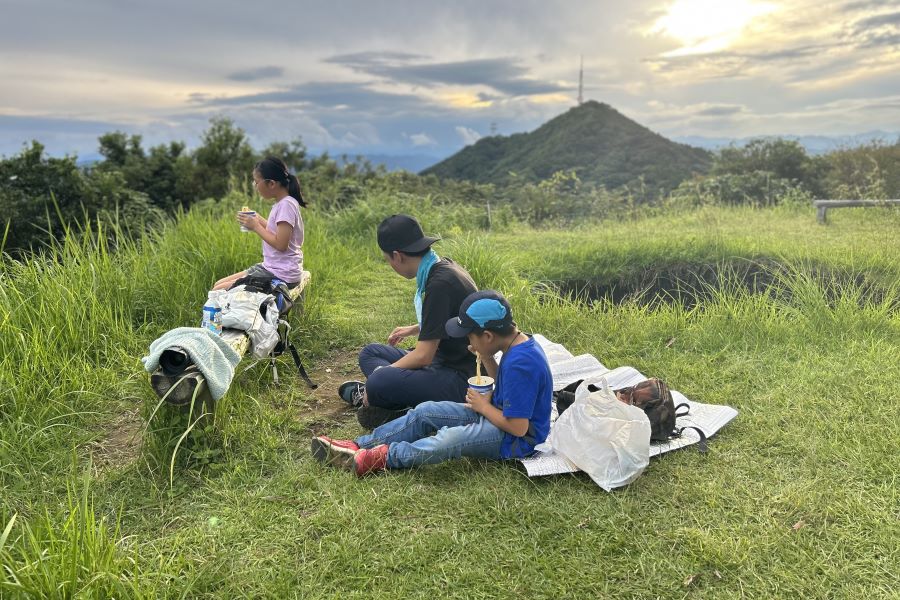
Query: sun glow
651,0,776,56
440,92,493,109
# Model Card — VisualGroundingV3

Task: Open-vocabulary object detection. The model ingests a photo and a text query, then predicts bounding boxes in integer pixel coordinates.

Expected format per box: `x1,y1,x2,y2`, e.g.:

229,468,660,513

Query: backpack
554,377,707,451
614,378,683,442
229,275,294,316
226,275,316,389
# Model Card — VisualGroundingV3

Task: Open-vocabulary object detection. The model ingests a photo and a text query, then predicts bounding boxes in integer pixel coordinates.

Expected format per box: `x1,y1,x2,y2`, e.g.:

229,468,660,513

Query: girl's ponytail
287,173,307,207
256,156,308,207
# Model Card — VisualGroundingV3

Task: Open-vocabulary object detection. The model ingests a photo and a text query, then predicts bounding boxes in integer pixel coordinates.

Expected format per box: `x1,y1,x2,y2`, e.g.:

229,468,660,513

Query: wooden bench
813,199,900,224
150,270,314,408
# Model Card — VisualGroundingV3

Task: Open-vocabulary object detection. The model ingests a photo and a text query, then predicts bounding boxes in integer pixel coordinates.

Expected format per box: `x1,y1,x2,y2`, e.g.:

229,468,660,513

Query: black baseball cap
445,290,514,337
377,214,440,253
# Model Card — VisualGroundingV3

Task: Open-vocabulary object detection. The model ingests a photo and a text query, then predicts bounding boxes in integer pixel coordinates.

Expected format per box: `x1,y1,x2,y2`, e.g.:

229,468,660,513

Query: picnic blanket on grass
519,335,738,477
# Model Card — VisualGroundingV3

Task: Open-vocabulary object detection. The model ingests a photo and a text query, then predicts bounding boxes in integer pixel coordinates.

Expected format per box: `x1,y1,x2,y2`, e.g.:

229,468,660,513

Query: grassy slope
1,203,899,598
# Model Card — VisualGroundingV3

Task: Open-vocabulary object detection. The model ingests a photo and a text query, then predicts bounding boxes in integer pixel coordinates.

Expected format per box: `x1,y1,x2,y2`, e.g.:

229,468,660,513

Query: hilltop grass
1,199,899,598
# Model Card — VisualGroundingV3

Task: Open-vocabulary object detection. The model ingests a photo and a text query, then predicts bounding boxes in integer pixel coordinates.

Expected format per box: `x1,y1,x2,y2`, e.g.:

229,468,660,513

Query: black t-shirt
418,258,478,376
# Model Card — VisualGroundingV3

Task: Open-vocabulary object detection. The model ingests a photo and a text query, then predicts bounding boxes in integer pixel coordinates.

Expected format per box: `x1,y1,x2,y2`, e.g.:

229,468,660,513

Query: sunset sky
2,0,899,159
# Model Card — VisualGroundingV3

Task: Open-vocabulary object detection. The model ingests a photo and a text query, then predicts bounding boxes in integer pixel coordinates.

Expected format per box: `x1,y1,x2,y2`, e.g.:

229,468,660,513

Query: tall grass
1,194,898,598
1,468,154,599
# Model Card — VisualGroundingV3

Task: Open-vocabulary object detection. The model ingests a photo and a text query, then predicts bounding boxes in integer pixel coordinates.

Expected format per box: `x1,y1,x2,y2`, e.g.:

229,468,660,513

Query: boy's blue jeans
355,401,505,470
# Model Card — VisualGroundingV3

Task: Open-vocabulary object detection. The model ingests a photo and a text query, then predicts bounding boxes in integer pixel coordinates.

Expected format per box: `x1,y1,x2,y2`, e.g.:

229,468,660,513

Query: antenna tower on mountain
577,55,584,105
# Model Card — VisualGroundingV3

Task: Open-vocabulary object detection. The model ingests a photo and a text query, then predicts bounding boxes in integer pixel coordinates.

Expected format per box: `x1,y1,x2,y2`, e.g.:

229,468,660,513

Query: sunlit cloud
649,0,778,56
440,92,494,109
2,0,899,158
527,93,573,106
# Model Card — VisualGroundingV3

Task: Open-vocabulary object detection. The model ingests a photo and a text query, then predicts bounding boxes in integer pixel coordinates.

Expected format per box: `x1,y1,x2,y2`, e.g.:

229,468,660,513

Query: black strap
674,402,690,418
288,342,317,389
676,426,708,453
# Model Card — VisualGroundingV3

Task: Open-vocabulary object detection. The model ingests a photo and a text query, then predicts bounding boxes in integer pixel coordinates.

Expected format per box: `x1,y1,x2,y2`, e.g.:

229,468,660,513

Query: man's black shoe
338,381,365,408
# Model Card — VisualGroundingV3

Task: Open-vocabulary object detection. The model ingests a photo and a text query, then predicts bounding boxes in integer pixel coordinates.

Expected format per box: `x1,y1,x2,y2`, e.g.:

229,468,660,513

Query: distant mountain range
673,131,900,155
337,153,443,173
421,101,713,191
73,124,900,177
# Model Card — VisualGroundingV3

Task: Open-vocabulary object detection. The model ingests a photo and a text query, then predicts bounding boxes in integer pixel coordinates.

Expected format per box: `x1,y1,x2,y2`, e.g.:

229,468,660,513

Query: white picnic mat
519,335,738,477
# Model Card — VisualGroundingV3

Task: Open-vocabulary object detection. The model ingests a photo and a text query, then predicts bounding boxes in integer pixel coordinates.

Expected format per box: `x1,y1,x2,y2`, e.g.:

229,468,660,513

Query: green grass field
1,198,898,598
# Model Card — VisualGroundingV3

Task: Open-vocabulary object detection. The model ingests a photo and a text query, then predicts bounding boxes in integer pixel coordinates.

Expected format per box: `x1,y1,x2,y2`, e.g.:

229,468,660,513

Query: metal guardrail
812,199,900,224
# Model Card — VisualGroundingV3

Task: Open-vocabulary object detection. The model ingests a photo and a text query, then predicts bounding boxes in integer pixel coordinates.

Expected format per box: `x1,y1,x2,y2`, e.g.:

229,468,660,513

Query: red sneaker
354,444,389,477
310,436,360,464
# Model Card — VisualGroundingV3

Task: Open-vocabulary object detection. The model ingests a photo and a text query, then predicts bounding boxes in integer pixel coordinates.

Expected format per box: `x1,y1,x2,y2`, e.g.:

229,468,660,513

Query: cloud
643,1,900,86
3,0,900,159
325,51,425,65
694,104,746,117
200,81,427,115
854,11,900,28
0,114,126,157
641,94,900,138
455,126,481,145
227,66,285,82
326,53,570,97
839,0,892,12
408,132,437,147
851,10,900,48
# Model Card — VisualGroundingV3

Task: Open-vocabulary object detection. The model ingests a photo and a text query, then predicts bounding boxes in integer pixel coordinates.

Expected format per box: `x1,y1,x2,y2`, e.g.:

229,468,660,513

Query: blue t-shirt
491,336,553,459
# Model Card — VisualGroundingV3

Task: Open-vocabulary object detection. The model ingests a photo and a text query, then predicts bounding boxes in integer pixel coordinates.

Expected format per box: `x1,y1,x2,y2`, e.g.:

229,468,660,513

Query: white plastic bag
212,286,280,358
551,376,651,491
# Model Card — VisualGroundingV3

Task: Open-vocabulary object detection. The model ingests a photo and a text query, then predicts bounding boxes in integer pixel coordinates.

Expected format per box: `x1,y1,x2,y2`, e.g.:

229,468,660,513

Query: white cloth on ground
519,334,739,478
141,327,242,400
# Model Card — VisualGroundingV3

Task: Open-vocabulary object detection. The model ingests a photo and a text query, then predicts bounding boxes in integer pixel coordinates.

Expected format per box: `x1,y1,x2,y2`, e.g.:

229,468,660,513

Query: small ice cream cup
239,210,256,232
468,376,494,395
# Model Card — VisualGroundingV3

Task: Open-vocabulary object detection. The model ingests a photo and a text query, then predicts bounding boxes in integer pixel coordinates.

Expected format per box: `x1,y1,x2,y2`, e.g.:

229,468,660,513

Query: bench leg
817,206,827,224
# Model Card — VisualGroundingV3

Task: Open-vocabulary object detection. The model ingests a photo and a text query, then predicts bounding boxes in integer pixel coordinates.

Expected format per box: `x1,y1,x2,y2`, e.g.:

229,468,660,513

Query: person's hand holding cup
465,349,493,412
238,206,257,232
466,374,494,413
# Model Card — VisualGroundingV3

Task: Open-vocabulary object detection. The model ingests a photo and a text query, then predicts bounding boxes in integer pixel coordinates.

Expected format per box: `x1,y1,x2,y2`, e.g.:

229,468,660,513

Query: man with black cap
312,289,553,476
339,214,478,429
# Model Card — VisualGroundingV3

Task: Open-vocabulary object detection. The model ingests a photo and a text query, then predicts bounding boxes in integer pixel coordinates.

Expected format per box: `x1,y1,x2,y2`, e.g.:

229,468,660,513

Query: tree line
2,119,899,255
0,117,379,255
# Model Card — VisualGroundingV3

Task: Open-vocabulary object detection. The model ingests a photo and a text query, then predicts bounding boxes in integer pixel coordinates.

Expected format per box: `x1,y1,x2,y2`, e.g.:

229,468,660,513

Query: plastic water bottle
201,298,222,335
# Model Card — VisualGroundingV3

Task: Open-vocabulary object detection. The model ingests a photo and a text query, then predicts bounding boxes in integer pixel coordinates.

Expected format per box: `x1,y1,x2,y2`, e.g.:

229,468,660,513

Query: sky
2,0,899,160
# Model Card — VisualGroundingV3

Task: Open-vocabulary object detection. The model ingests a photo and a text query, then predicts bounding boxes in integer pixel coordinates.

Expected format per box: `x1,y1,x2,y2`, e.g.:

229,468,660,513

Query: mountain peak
422,102,711,190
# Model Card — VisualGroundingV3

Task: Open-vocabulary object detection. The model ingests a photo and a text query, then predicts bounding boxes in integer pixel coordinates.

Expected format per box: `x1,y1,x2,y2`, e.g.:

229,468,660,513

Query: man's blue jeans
355,401,505,470
358,343,469,410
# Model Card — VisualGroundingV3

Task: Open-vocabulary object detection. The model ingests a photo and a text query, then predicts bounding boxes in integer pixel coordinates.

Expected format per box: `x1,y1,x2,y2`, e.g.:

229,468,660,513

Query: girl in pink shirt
213,156,307,290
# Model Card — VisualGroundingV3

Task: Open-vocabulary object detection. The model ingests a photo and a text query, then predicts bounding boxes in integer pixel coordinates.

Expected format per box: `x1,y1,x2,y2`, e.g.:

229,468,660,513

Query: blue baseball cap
445,290,514,337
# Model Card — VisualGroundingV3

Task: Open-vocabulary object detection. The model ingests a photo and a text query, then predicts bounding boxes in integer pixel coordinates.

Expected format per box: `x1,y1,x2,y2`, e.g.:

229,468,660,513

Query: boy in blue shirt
311,290,553,476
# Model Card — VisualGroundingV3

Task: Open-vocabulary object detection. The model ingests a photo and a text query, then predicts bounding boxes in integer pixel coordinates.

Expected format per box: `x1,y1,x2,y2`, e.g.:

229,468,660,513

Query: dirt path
293,348,362,434
89,405,144,475
90,348,364,473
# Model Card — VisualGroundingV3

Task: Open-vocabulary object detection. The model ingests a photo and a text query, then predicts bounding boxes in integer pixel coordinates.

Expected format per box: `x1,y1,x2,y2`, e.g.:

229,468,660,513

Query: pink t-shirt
261,195,304,283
